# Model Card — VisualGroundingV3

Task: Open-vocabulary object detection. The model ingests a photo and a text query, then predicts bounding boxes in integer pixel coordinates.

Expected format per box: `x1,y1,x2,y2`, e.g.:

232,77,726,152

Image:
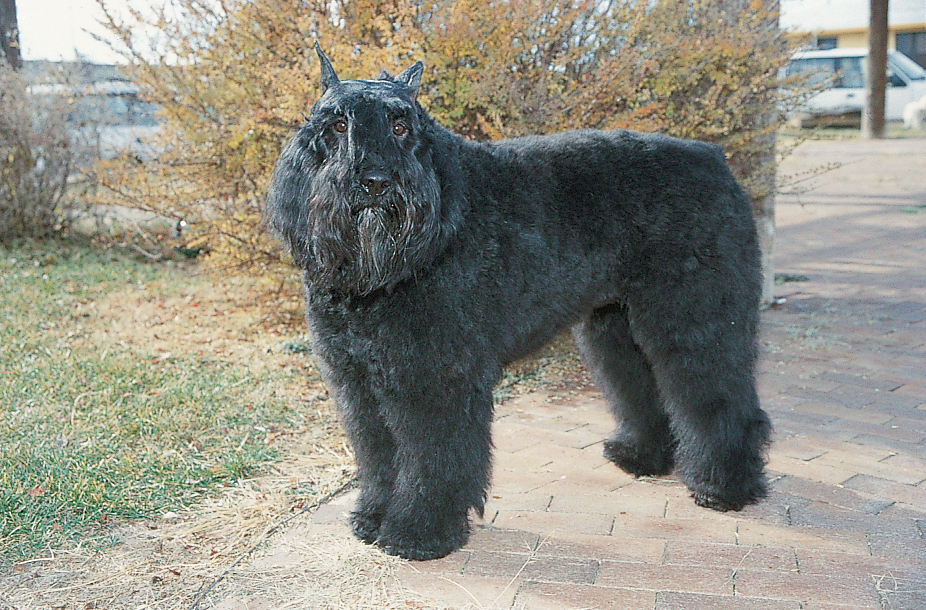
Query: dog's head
265,44,463,296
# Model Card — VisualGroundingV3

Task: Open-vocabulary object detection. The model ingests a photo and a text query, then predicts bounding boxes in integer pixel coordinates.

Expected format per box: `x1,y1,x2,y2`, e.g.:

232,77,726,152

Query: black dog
265,45,772,561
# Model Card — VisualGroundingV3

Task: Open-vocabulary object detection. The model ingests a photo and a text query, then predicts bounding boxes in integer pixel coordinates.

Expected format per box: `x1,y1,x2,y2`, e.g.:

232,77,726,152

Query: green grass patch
0,240,297,562
902,204,926,214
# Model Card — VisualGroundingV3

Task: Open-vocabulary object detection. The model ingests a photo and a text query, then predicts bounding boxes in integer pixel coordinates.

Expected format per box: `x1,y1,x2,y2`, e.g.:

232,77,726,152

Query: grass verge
0,239,320,563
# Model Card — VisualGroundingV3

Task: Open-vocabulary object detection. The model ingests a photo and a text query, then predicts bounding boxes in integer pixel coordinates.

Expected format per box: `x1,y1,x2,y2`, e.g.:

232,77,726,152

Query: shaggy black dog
265,45,772,561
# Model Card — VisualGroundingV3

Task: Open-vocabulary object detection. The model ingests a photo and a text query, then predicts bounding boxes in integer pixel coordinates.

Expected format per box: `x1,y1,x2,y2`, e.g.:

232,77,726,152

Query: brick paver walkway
320,137,926,609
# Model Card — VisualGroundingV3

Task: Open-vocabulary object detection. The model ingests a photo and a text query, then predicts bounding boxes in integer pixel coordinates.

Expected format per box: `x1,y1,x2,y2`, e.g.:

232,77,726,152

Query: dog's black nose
361,171,392,197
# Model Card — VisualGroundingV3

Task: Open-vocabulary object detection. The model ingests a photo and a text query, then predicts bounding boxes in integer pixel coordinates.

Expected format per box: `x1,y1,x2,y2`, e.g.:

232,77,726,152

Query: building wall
794,26,926,68
782,0,926,66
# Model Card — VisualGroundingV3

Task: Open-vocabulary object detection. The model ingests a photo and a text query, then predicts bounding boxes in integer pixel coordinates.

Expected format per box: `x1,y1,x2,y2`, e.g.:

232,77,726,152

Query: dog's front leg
328,382,398,545
374,386,494,561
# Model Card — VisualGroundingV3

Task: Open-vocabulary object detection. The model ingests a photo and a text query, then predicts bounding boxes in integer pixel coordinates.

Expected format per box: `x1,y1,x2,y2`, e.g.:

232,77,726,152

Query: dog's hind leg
626,289,771,512
573,302,676,477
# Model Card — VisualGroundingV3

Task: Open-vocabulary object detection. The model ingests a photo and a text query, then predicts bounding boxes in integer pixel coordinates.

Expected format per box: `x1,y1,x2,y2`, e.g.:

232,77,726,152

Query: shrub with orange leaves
91,0,803,288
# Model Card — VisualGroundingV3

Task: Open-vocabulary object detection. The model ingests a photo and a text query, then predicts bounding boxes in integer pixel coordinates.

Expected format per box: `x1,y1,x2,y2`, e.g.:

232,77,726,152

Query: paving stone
514,582,656,610
549,486,668,517
871,391,926,412
532,531,665,563
734,569,881,608
803,436,903,460
842,473,926,509
848,433,926,456
494,450,559,473
781,382,842,399
483,490,553,514
877,584,926,610
811,451,926,485
774,435,828,461
830,386,895,409
493,420,542,453
892,383,926,404
874,301,926,323
463,551,599,584
789,501,920,537
466,526,539,554
820,418,926,444
819,370,903,392
735,522,870,555
655,591,800,609
502,421,598,448
765,453,857,485
772,414,854,440
608,514,738,545
663,541,797,573
770,474,893,514
562,462,636,490
517,441,601,470
796,548,926,585
792,401,893,425
493,509,615,536
875,502,926,525
866,533,926,561
885,415,926,436
595,561,734,595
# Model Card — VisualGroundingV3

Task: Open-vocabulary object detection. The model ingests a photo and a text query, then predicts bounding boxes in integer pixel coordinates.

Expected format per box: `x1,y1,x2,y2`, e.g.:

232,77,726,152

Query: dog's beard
305,163,443,295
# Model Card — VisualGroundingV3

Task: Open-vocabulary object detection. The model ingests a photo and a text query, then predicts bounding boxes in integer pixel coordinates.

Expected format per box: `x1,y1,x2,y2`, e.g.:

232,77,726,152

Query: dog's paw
603,436,674,477
349,510,383,545
692,490,741,512
690,477,768,513
374,518,470,561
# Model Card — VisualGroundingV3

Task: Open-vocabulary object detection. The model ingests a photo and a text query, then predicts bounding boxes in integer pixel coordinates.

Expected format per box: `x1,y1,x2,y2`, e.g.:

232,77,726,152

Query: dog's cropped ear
394,61,424,101
315,42,340,96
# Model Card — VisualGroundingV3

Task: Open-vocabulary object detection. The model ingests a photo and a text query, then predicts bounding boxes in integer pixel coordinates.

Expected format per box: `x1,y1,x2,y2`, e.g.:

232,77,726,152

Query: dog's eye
333,119,348,134
392,120,408,137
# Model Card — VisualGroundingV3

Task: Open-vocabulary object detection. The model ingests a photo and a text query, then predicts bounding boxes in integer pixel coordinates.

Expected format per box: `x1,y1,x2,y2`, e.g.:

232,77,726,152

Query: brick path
323,137,926,609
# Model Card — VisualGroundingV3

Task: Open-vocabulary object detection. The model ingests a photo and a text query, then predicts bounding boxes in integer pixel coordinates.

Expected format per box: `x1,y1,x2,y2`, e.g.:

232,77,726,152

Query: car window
886,66,907,87
787,56,864,89
786,58,837,87
835,57,864,88
890,52,926,81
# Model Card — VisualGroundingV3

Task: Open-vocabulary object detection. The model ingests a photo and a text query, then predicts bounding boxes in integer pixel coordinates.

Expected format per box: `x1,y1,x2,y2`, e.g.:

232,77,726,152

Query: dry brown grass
1,463,441,609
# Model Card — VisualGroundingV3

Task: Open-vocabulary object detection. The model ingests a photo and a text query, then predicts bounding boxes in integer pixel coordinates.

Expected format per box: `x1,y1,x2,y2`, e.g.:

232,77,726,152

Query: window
816,37,838,50
896,32,926,69
786,56,864,89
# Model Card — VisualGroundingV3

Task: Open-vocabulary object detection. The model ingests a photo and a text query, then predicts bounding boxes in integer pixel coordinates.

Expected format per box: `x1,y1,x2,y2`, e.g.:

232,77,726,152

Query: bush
0,64,81,240
93,0,804,281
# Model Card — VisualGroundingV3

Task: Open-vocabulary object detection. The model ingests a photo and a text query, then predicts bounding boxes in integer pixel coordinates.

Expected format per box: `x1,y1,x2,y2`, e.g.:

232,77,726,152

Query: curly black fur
265,45,772,561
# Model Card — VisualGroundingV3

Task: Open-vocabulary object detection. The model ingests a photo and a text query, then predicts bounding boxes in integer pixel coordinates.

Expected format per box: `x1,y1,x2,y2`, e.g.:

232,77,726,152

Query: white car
783,47,926,127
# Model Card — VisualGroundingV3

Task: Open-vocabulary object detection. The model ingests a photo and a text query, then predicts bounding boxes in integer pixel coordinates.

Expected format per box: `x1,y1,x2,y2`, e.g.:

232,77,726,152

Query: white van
783,47,926,126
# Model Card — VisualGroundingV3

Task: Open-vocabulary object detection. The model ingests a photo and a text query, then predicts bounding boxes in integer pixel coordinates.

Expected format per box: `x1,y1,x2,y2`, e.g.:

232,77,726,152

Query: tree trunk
756,2,779,308
863,0,889,139
0,0,21,70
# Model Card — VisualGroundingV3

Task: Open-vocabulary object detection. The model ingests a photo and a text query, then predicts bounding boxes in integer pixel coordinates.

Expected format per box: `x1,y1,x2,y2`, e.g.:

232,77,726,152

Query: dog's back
454,127,759,301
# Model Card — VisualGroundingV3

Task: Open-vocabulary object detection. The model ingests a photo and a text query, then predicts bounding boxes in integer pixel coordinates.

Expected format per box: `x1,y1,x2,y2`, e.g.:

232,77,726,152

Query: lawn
0,239,340,563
